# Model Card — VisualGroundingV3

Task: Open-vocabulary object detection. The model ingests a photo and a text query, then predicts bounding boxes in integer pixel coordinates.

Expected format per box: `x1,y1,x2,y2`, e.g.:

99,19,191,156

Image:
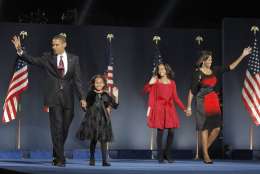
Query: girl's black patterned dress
77,91,118,142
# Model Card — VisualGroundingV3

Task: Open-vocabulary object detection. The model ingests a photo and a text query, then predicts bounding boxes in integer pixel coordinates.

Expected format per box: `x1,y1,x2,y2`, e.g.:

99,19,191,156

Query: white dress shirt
57,52,68,75
17,49,69,76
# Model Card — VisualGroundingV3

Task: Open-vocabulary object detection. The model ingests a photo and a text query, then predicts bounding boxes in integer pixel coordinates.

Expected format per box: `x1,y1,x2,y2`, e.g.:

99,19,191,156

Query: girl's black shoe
89,159,95,166
102,161,111,166
164,154,174,163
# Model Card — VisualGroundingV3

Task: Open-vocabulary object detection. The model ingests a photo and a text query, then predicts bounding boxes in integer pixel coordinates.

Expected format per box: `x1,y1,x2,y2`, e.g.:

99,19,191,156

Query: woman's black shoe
56,162,66,167
52,159,58,166
52,159,65,167
165,158,174,163
203,160,213,164
102,161,111,166
164,154,174,163
158,159,166,164
89,159,95,166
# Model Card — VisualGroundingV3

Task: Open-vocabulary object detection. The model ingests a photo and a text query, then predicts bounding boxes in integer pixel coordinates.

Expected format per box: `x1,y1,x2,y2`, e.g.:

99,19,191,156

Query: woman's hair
196,50,212,68
154,63,175,79
89,74,108,90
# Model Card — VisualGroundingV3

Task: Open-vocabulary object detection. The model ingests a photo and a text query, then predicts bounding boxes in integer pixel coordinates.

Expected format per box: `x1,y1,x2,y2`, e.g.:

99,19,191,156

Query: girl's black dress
77,91,118,142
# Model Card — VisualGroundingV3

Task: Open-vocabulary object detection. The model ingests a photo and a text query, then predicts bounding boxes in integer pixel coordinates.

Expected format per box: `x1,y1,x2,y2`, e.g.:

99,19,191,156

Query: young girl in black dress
77,74,119,166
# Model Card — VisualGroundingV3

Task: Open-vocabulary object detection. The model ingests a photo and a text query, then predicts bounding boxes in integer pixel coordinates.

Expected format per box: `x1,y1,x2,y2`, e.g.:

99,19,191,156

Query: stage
1,159,260,174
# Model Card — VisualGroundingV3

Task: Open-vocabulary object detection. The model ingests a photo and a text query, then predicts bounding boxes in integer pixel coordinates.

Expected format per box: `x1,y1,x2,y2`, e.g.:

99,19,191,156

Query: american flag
105,34,114,95
242,38,260,126
106,64,114,95
2,58,28,123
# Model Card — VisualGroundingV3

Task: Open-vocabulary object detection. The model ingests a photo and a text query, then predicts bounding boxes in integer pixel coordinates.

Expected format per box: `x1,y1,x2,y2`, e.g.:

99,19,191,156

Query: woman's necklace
200,67,212,75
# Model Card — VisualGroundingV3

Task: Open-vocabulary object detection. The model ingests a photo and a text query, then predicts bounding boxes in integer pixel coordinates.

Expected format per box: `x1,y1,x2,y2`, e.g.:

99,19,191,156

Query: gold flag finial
107,33,114,42
195,35,203,45
153,35,161,45
20,31,28,39
251,26,259,35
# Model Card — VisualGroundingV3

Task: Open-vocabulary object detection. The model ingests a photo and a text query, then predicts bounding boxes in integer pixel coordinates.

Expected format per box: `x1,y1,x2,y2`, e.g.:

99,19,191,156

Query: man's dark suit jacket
19,51,85,108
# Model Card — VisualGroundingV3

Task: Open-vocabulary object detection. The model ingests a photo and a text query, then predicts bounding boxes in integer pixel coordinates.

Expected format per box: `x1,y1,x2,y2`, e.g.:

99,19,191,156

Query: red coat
144,80,185,129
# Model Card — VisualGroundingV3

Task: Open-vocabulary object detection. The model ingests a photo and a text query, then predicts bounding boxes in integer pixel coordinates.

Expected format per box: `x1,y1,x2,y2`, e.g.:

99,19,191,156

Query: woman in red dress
186,47,252,164
144,63,186,163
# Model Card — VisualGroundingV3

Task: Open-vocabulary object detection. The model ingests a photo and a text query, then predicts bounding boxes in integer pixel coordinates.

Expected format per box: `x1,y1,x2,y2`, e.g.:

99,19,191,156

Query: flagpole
17,116,21,150
149,129,154,149
194,35,204,160
106,33,114,160
150,129,155,159
16,31,28,151
150,35,161,159
194,131,200,160
249,124,253,150
16,31,27,151
248,25,259,151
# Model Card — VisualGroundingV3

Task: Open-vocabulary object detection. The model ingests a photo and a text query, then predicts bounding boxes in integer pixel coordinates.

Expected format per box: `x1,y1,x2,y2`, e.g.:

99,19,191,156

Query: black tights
90,139,108,162
157,128,174,160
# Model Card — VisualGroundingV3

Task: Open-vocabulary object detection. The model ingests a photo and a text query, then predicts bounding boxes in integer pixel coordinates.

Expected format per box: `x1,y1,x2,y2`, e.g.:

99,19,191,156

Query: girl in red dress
186,47,252,164
144,63,186,163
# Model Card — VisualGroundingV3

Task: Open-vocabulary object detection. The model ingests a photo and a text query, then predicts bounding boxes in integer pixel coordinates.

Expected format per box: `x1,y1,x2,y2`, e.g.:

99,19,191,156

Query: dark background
0,0,259,28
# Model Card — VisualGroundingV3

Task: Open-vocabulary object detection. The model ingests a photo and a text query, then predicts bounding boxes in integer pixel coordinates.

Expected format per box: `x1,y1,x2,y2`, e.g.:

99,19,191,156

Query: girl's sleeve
172,81,186,111
144,80,157,93
144,83,152,93
109,95,119,109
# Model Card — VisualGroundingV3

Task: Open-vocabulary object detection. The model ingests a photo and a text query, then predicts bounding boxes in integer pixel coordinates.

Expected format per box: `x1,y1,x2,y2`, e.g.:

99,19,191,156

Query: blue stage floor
1,159,260,174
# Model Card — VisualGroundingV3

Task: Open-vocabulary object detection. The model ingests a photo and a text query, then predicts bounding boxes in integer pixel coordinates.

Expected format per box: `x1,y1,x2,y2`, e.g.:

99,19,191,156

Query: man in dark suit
11,34,87,167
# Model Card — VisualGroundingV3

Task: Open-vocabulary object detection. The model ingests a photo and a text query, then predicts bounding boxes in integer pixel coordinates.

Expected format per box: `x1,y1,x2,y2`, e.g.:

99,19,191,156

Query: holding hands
80,99,87,111
185,107,192,117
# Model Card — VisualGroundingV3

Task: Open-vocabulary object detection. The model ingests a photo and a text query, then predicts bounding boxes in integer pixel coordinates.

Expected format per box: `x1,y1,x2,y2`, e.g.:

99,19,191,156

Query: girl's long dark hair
154,63,175,79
